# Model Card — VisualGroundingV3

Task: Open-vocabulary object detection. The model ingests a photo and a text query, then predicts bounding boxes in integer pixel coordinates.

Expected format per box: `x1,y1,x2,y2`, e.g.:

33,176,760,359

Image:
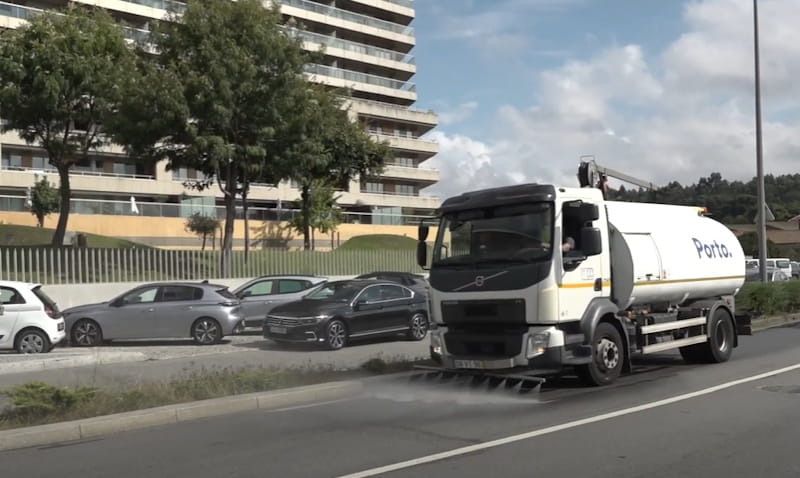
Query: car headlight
526,332,550,359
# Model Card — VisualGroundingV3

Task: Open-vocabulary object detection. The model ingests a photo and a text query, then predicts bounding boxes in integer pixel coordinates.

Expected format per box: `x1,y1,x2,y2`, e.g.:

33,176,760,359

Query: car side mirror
241,290,252,298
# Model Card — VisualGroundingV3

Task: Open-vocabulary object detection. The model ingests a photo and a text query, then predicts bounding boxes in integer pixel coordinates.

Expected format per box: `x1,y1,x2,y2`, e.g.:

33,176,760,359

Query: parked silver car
62,282,244,346
233,275,328,329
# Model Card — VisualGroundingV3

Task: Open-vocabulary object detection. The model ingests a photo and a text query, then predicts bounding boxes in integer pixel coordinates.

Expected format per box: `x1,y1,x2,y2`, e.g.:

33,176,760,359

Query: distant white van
767,258,792,278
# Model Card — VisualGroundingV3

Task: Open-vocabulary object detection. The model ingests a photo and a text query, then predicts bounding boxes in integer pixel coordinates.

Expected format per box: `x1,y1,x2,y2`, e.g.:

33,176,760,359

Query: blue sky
407,0,800,197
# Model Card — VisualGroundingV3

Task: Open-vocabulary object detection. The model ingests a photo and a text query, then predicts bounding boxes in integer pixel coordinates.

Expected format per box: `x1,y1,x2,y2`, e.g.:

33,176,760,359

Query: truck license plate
454,359,483,369
269,326,287,334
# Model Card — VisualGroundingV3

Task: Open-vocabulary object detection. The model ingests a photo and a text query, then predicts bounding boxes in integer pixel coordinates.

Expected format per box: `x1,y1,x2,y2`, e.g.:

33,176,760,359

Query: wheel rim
328,322,345,349
19,333,45,354
195,320,219,344
596,337,620,371
715,317,731,352
411,314,427,339
75,321,99,346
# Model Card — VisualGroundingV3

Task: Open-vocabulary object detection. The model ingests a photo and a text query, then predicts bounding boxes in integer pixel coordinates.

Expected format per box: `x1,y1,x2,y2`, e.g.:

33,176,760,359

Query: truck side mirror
418,223,429,242
417,242,428,268
581,227,602,256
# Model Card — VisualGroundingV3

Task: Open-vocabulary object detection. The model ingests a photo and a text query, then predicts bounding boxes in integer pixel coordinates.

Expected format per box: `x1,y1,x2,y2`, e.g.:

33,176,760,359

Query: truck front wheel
578,322,624,386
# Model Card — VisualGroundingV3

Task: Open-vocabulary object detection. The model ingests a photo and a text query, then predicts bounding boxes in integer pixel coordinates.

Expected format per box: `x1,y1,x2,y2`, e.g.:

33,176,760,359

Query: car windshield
305,282,361,301
32,286,59,314
433,202,553,267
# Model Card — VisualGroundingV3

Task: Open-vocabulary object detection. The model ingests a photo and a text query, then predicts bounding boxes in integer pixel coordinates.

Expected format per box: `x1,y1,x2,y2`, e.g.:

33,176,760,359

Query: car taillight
45,307,59,319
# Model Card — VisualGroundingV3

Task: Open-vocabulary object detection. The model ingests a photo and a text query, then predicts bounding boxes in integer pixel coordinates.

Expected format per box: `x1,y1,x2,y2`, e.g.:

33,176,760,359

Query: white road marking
336,362,800,478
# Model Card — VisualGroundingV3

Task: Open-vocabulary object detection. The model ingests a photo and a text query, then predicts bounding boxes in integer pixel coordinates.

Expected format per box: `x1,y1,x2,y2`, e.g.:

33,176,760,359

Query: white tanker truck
414,180,748,388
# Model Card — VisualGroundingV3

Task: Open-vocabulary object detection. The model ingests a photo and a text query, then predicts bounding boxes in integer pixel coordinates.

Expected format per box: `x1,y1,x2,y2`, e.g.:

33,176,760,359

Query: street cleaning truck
415,171,748,388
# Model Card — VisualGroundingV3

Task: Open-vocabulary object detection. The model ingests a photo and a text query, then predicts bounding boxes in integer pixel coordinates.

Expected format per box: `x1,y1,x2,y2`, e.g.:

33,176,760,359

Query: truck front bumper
430,325,591,375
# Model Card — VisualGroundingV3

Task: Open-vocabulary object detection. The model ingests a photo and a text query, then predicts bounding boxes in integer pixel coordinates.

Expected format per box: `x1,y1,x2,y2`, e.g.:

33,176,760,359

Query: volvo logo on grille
453,270,510,292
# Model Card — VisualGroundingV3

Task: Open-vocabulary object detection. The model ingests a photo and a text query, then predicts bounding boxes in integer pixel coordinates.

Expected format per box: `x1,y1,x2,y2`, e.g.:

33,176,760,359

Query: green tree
287,180,343,250
29,175,61,228
279,87,390,250
0,6,137,245
737,232,780,258
185,212,220,251
110,0,310,274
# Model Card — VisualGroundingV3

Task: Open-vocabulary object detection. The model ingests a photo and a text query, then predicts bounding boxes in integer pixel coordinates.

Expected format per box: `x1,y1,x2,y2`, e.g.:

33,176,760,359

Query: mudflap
735,313,753,336
409,365,546,396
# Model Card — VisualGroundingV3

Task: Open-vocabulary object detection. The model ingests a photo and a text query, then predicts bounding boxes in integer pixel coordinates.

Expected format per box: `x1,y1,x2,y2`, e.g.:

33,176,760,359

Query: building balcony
278,0,414,45
0,2,153,46
381,164,439,184
348,98,437,133
341,190,440,209
370,133,437,157
349,0,414,19
304,63,416,103
71,0,182,19
284,27,415,74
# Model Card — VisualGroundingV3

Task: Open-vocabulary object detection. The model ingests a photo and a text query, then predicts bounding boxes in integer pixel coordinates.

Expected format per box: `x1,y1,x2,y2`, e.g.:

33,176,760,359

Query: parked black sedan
263,279,428,350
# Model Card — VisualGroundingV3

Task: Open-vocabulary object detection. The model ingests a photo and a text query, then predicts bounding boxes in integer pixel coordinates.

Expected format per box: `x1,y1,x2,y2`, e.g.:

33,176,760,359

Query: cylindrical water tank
605,201,745,309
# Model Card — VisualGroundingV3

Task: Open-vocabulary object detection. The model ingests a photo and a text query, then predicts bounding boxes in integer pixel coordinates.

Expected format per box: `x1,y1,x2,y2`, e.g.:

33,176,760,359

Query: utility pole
753,0,768,282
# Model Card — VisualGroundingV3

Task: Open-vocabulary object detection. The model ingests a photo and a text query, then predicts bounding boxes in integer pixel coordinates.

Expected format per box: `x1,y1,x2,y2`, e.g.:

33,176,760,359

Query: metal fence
0,247,422,285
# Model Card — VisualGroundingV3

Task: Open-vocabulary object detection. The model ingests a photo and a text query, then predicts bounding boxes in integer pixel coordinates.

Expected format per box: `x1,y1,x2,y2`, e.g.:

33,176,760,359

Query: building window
396,184,416,196
173,167,190,181
363,182,384,194
372,206,402,225
394,157,414,167
1,152,22,170
113,162,136,176
31,155,54,171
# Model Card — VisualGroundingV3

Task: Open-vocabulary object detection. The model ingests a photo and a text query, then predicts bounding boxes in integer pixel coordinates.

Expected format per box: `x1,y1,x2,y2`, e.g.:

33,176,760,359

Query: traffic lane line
335,362,800,478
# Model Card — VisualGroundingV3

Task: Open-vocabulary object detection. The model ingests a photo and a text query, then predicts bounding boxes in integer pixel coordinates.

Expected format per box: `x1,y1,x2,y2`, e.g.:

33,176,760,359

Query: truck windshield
433,202,553,267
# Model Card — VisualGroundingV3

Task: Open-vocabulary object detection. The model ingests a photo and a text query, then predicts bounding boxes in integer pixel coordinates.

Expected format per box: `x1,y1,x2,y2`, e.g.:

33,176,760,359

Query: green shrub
2,382,96,418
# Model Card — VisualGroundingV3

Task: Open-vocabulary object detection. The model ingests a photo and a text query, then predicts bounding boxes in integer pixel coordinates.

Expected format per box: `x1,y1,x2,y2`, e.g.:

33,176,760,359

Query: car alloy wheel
326,320,346,350
72,319,102,346
193,318,221,345
408,313,428,341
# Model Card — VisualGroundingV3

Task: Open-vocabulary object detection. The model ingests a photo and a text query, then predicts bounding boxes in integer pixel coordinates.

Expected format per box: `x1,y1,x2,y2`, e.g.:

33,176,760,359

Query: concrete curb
751,313,800,333
0,380,363,452
0,351,148,375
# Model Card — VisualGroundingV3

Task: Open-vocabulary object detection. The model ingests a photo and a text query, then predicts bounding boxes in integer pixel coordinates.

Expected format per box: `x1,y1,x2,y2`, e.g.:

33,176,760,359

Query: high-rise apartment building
0,0,439,233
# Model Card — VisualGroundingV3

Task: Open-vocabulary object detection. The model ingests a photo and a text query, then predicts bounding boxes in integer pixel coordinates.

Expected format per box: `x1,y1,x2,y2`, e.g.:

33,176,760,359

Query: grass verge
736,281,800,316
0,356,428,431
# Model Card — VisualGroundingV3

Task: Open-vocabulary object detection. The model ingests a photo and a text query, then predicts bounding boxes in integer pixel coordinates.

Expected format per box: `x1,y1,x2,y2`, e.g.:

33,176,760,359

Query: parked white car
0,281,66,354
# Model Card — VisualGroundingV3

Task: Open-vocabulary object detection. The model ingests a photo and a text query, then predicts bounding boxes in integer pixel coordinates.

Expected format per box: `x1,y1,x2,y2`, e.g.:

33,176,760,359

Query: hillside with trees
607,172,800,224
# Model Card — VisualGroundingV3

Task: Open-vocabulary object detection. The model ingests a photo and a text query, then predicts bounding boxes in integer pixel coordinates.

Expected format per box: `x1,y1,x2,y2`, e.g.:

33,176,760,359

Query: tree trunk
242,181,250,264
51,166,71,246
201,233,207,251
301,184,311,251
220,165,236,277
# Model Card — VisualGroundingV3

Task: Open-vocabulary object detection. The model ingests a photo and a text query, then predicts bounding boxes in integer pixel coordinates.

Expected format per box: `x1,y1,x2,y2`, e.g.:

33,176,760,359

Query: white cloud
437,101,478,126
429,0,800,198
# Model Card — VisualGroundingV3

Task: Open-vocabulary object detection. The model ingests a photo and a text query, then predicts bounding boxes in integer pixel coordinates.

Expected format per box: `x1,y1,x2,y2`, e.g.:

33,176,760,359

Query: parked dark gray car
62,282,244,346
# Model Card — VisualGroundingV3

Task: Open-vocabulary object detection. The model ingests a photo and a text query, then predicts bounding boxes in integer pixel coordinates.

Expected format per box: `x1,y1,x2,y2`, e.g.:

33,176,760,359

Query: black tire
71,319,103,347
578,322,624,386
406,312,428,341
325,319,347,350
15,328,50,354
680,309,734,364
192,318,222,345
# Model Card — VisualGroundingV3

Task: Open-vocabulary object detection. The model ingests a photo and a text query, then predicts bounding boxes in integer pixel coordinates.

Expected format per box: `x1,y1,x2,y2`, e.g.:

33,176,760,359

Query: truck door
558,201,606,321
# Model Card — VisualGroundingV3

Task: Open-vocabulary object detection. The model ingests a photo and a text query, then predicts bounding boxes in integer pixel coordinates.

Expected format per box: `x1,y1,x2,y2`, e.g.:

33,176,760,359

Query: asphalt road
3,324,800,478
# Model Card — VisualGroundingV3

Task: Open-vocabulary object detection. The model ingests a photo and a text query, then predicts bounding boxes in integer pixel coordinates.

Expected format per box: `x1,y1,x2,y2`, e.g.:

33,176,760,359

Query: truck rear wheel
578,322,624,386
679,309,733,364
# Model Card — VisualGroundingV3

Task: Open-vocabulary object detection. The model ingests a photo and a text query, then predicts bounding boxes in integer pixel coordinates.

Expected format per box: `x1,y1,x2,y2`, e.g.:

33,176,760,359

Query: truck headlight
526,332,550,359
430,332,443,356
